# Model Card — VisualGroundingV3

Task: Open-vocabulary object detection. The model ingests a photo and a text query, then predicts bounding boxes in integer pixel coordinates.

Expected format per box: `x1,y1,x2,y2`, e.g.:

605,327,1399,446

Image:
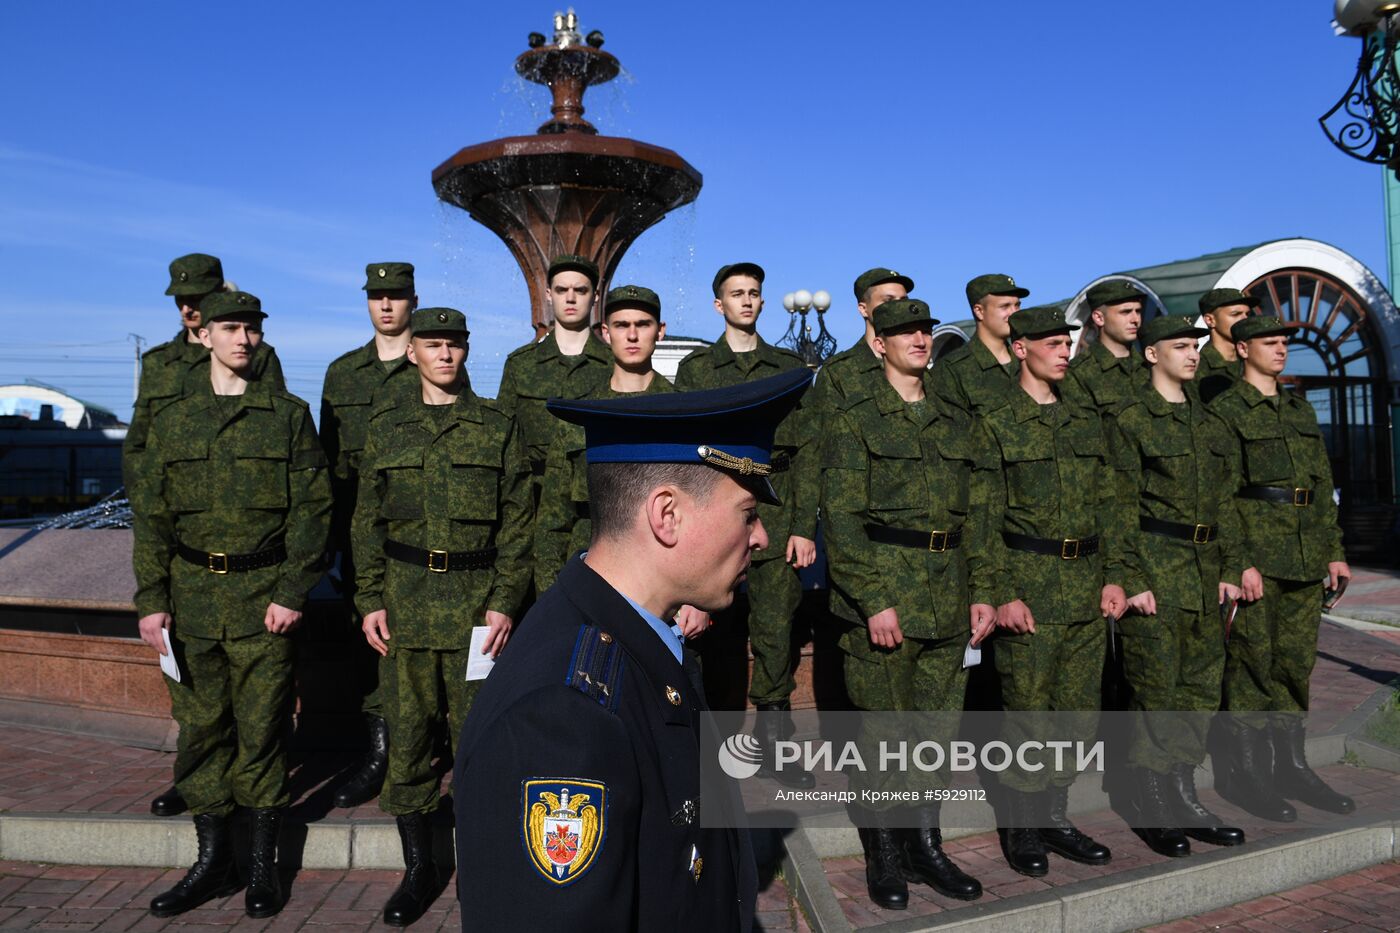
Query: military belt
1238,485,1314,507
864,523,963,552
1139,516,1218,545
1002,531,1099,560
177,541,286,574
385,539,497,573
529,459,547,477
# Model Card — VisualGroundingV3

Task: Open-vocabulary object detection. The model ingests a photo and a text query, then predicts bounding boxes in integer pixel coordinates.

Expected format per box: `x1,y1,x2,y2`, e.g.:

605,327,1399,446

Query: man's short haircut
587,461,725,541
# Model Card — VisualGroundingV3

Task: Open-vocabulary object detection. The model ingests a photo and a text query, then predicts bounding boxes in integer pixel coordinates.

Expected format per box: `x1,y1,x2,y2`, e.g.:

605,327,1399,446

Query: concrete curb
783,819,1398,933
0,812,408,870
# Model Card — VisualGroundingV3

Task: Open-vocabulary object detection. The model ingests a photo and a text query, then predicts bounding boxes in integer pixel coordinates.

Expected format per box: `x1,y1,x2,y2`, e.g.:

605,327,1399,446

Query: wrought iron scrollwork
780,305,838,367
1320,22,1400,172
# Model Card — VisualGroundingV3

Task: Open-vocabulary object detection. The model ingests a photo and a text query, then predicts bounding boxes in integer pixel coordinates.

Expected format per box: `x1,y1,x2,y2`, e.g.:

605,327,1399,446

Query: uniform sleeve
487,418,533,617
273,406,332,610
122,356,158,495
256,345,288,391
496,357,520,418
673,353,701,391
820,410,891,620
534,426,574,592
319,370,343,480
353,424,390,616
1110,413,1150,598
965,421,1000,607
929,359,969,416
1216,400,1260,571
973,423,1015,607
1097,409,1134,593
1312,421,1347,565
131,411,175,618
786,402,819,541
453,684,641,930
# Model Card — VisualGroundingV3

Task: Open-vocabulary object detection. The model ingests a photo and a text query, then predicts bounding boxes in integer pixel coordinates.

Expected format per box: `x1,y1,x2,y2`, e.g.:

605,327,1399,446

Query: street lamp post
779,288,838,367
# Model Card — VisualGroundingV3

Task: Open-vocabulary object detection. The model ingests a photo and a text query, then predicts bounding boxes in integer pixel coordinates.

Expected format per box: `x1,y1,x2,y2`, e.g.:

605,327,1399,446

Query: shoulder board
564,624,626,714
270,389,311,410
839,387,875,414
505,339,540,360
771,345,805,365
328,345,365,368
940,343,972,364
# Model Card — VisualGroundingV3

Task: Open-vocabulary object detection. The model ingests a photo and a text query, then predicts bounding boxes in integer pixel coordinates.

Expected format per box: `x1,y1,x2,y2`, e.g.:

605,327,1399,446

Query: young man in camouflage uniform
979,305,1129,878
354,307,532,926
496,255,612,514
1193,287,1258,405
822,298,994,908
1062,280,1150,416
930,273,1029,418
806,267,913,415
321,262,422,810
1114,314,1246,857
133,291,331,919
535,285,676,590
676,262,815,786
1211,315,1354,820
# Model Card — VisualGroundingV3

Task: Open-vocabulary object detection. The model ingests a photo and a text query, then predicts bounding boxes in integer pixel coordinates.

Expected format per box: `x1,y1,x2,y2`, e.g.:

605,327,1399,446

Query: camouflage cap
872,298,938,335
1140,314,1209,346
200,290,266,324
604,284,662,319
1198,287,1262,315
1086,279,1148,309
411,307,469,337
965,273,1029,306
854,267,915,301
548,254,600,288
712,262,765,297
1230,315,1293,343
363,262,415,292
1009,305,1080,340
165,253,224,297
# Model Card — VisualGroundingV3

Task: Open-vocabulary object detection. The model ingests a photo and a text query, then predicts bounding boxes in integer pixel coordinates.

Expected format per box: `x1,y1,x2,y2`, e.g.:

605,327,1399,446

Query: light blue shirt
622,594,684,664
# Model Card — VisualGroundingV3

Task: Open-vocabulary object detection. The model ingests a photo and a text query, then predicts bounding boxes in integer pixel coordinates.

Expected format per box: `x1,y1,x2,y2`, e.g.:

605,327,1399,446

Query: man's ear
198,328,213,350
645,484,681,548
1090,308,1106,330
871,334,887,357
1144,343,1159,365
406,341,418,366
1011,337,1028,361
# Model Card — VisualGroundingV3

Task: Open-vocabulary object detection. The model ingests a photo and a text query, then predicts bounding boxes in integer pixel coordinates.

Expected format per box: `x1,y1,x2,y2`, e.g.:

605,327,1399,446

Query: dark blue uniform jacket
453,556,757,932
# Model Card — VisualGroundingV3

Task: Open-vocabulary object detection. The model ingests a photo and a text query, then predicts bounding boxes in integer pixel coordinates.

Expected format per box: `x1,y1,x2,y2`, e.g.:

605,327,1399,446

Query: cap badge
179,272,188,281
378,267,387,278
1008,276,1016,285
437,312,448,323
237,294,248,304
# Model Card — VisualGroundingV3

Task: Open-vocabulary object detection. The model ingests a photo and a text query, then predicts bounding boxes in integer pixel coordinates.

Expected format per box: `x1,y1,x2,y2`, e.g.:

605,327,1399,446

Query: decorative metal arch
1242,268,1381,382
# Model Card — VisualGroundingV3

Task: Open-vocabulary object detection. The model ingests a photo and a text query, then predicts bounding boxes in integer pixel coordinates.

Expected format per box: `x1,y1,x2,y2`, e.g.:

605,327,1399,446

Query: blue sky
0,1,1385,420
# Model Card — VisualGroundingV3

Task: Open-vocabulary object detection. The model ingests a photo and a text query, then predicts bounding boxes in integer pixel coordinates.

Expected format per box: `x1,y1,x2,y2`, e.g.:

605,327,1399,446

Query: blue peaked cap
545,367,813,505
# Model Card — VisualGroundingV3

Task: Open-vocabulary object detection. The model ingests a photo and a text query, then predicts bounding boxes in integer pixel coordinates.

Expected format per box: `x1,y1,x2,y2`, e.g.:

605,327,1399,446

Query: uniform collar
1009,384,1065,424
970,335,1012,371
351,338,409,372
849,337,881,370
710,331,773,367
873,372,935,421
391,385,486,427
1143,385,1193,420
1091,341,1141,373
535,329,611,365
1238,379,1287,408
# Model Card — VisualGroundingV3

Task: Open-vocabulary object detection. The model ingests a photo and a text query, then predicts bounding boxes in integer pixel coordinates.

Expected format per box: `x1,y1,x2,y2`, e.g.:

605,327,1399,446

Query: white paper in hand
962,639,982,669
159,628,181,683
465,626,497,681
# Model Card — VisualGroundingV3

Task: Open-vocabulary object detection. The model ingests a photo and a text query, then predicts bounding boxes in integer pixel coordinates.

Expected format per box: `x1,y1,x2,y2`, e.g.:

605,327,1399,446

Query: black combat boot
334,714,390,808
150,785,187,818
755,701,816,790
1040,785,1111,865
244,808,284,918
1216,721,1296,822
149,813,241,917
900,805,981,900
1000,790,1048,877
1168,764,1244,846
384,812,439,926
1272,719,1356,814
1132,769,1190,858
862,810,908,910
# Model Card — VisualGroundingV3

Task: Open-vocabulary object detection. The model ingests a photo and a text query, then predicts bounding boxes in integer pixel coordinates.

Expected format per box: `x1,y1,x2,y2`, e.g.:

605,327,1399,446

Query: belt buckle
207,552,229,574
1060,538,1081,560
928,530,948,553
1293,488,1311,507
427,549,450,573
1193,524,1212,545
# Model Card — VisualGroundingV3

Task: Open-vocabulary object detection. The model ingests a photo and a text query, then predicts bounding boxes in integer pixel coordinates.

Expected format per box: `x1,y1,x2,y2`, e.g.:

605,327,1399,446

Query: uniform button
666,686,681,705
599,632,612,644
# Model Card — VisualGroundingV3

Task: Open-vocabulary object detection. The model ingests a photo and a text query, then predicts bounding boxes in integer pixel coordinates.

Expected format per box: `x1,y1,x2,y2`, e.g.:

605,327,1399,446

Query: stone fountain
432,11,703,335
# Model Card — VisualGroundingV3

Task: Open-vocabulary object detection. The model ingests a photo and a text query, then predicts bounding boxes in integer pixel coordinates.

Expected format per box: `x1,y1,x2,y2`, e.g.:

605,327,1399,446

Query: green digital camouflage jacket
319,340,420,544
794,338,882,517
1210,381,1345,582
352,390,532,648
131,380,331,638
123,330,285,491
1114,388,1245,611
977,388,1130,622
1062,341,1148,417
1194,342,1240,407
821,375,997,645
674,333,816,549
496,330,613,471
534,372,676,590
928,335,1018,417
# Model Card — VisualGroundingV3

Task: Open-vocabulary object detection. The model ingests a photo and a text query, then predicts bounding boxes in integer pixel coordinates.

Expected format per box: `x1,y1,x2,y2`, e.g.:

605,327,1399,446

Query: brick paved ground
1142,859,1400,932
0,861,809,932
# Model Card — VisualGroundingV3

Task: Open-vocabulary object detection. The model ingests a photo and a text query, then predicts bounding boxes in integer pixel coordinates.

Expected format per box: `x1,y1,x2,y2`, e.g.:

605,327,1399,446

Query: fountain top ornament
431,10,703,335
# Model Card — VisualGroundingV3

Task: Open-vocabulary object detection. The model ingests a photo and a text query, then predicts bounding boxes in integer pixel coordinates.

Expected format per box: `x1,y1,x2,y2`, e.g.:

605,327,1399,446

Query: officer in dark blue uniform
453,369,812,932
